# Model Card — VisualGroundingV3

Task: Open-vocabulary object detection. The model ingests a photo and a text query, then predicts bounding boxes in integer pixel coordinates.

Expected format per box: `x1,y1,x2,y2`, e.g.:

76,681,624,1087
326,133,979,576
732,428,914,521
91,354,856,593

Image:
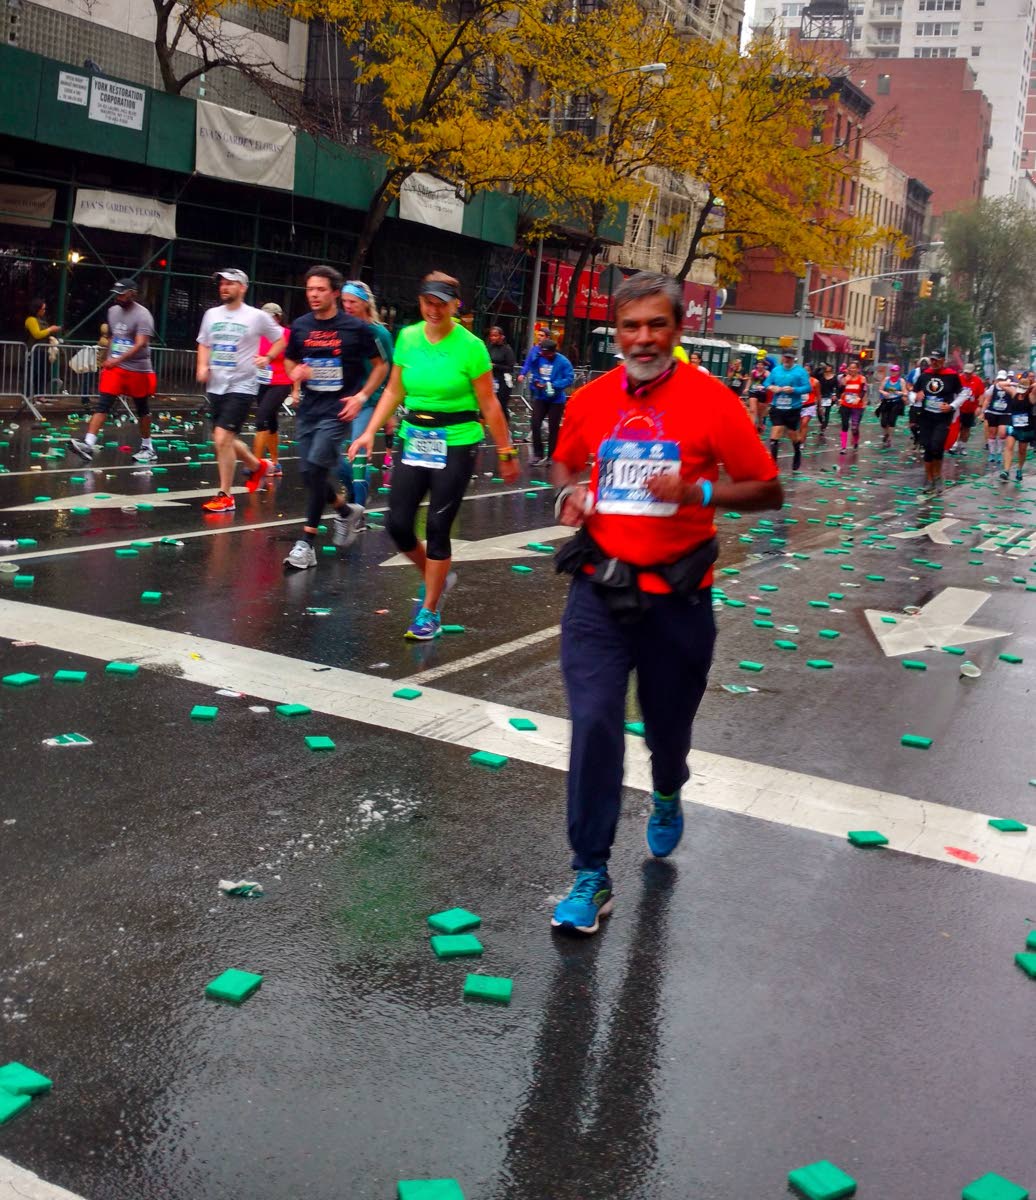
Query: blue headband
342,283,371,302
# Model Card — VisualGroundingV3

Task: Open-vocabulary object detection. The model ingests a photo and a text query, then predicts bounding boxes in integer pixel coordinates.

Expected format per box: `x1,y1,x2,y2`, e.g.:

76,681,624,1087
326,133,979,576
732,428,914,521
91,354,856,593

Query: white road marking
4,487,249,512
892,518,958,545
3,599,1034,885
0,484,547,564
0,1154,87,1199
403,624,562,683
865,587,1010,656
380,524,570,566
0,456,299,480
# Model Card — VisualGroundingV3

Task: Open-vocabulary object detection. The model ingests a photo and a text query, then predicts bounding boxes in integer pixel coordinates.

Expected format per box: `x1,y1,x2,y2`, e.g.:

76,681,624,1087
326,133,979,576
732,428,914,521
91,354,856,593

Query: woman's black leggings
387,444,477,561
255,384,291,433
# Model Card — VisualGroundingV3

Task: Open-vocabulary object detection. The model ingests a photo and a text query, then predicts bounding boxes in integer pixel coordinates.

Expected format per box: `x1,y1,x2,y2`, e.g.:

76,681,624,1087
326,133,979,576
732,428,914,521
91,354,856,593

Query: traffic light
919,278,933,299
875,297,887,313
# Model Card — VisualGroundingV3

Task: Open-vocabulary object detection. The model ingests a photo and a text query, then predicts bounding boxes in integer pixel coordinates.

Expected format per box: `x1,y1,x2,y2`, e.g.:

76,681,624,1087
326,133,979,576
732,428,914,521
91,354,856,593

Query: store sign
195,100,296,191
73,189,176,238
58,71,88,106
822,318,847,330
399,173,464,234
546,261,609,321
89,78,146,131
0,184,56,229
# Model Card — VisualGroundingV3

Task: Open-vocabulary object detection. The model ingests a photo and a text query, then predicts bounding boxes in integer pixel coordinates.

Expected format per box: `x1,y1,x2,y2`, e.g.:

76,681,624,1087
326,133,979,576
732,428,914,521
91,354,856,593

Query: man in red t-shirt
955,362,984,452
548,271,783,936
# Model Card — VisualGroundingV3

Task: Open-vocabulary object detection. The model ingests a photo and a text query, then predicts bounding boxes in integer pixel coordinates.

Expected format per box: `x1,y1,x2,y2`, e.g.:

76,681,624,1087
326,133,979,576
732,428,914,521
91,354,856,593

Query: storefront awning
812,332,852,354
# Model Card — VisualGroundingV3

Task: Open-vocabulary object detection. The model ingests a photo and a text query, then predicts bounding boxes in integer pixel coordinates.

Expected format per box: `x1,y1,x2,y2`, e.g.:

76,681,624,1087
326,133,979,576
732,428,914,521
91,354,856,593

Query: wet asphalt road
2,407,1036,1199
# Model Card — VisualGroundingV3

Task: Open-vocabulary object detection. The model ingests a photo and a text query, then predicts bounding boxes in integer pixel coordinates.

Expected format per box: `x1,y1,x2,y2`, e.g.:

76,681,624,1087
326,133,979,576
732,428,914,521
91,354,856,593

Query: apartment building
756,0,1036,202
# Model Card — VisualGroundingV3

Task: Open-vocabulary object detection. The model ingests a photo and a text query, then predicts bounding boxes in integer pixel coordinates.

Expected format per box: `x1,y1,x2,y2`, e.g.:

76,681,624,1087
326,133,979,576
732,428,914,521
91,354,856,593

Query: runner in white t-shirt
195,268,285,513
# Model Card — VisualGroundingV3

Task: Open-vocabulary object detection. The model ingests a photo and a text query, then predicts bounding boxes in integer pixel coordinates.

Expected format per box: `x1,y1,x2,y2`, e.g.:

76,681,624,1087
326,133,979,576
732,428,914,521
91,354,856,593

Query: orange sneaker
245,458,272,493
202,491,235,513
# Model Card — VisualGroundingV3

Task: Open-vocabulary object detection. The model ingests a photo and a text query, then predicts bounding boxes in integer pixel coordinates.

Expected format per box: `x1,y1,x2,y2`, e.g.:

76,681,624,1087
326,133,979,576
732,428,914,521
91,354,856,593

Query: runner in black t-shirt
910,347,964,495
1001,377,1036,482
282,264,385,570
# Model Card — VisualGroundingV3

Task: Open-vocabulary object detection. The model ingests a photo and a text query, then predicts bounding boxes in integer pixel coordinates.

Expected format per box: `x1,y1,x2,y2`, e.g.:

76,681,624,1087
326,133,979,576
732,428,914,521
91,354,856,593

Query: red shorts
99,367,156,400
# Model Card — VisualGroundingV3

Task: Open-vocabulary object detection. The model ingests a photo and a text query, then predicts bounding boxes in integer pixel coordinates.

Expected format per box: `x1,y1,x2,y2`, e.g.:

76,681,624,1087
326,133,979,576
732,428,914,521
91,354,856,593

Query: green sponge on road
0,1061,52,1095
397,1182,465,1200
428,908,481,935
463,974,512,1004
205,969,263,1003
961,1173,1029,1200
787,1159,857,1199
0,1091,30,1124
430,934,483,959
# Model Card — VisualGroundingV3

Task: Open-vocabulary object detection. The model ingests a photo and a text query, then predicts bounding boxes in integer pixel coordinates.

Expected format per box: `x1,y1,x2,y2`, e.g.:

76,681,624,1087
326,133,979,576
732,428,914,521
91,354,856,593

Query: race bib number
772,392,798,411
257,364,273,385
992,397,1008,412
303,357,343,392
402,426,447,469
211,340,238,369
924,396,947,414
1012,412,1029,428
110,337,133,358
596,438,681,517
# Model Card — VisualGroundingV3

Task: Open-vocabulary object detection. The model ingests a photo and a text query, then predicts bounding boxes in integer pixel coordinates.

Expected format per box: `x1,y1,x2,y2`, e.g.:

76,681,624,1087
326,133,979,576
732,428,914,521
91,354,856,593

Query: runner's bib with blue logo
596,438,681,516
257,364,273,385
110,337,133,358
1012,411,1030,428
303,357,344,392
402,426,448,469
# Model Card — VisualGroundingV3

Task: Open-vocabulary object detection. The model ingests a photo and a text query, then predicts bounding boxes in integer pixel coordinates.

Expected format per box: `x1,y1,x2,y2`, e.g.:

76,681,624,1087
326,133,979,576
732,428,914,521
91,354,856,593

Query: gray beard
624,353,669,385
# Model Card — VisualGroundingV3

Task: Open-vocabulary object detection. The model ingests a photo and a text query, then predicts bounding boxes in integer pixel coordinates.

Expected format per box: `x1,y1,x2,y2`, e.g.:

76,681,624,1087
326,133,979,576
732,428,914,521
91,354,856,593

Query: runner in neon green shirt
349,271,519,640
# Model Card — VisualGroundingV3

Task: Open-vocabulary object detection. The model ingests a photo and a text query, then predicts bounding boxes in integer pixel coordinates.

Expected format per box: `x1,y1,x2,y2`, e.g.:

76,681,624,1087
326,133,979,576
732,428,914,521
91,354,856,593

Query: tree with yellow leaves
524,0,678,349
654,33,900,283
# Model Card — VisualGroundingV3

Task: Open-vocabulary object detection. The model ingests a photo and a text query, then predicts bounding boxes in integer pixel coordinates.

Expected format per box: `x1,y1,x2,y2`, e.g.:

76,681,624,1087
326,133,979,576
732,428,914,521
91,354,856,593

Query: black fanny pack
404,409,480,428
555,528,718,623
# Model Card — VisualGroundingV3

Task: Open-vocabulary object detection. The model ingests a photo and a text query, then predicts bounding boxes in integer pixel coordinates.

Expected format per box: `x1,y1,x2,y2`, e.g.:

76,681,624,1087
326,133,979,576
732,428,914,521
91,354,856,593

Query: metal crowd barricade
0,341,27,414
24,342,208,421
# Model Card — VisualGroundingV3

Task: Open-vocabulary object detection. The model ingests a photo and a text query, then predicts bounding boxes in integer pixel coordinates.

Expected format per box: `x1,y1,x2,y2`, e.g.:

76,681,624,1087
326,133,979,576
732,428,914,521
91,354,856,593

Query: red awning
812,332,852,354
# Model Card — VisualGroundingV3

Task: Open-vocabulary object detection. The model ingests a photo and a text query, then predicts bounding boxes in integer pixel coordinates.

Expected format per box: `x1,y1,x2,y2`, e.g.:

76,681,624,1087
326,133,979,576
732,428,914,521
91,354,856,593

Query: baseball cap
997,369,1008,380
214,268,249,286
889,364,901,374
964,362,975,372
781,348,795,357
929,346,946,358
261,301,283,317
112,278,138,295
418,280,459,302
755,350,767,359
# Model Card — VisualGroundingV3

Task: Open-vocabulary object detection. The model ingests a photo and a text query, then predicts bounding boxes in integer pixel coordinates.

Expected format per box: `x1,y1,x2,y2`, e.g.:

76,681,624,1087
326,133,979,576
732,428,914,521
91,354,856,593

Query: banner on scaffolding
0,184,56,229
195,100,296,191
73,189,177,239
399,173,465,234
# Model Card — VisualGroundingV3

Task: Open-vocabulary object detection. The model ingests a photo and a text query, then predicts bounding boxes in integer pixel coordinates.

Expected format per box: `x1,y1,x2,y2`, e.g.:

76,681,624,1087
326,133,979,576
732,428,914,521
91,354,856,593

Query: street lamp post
524,62,667,354
797,261,812,362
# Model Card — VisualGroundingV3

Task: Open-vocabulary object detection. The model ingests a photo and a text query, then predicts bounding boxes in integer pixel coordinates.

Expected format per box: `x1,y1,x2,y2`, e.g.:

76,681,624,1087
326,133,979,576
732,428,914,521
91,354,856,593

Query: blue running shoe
405,606,441,640
551,868,614,935
646,791,684,858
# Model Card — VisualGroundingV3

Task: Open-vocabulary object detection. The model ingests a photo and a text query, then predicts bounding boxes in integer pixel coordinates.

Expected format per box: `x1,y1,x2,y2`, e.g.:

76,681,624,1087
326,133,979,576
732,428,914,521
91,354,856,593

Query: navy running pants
560,574,716,871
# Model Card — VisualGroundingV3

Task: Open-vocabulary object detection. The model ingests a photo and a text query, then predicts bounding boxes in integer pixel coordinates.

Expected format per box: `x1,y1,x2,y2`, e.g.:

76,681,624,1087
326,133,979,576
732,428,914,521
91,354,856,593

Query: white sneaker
284,539,317,570
332,503,365,548
68,438,94,461
133,447,158,463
